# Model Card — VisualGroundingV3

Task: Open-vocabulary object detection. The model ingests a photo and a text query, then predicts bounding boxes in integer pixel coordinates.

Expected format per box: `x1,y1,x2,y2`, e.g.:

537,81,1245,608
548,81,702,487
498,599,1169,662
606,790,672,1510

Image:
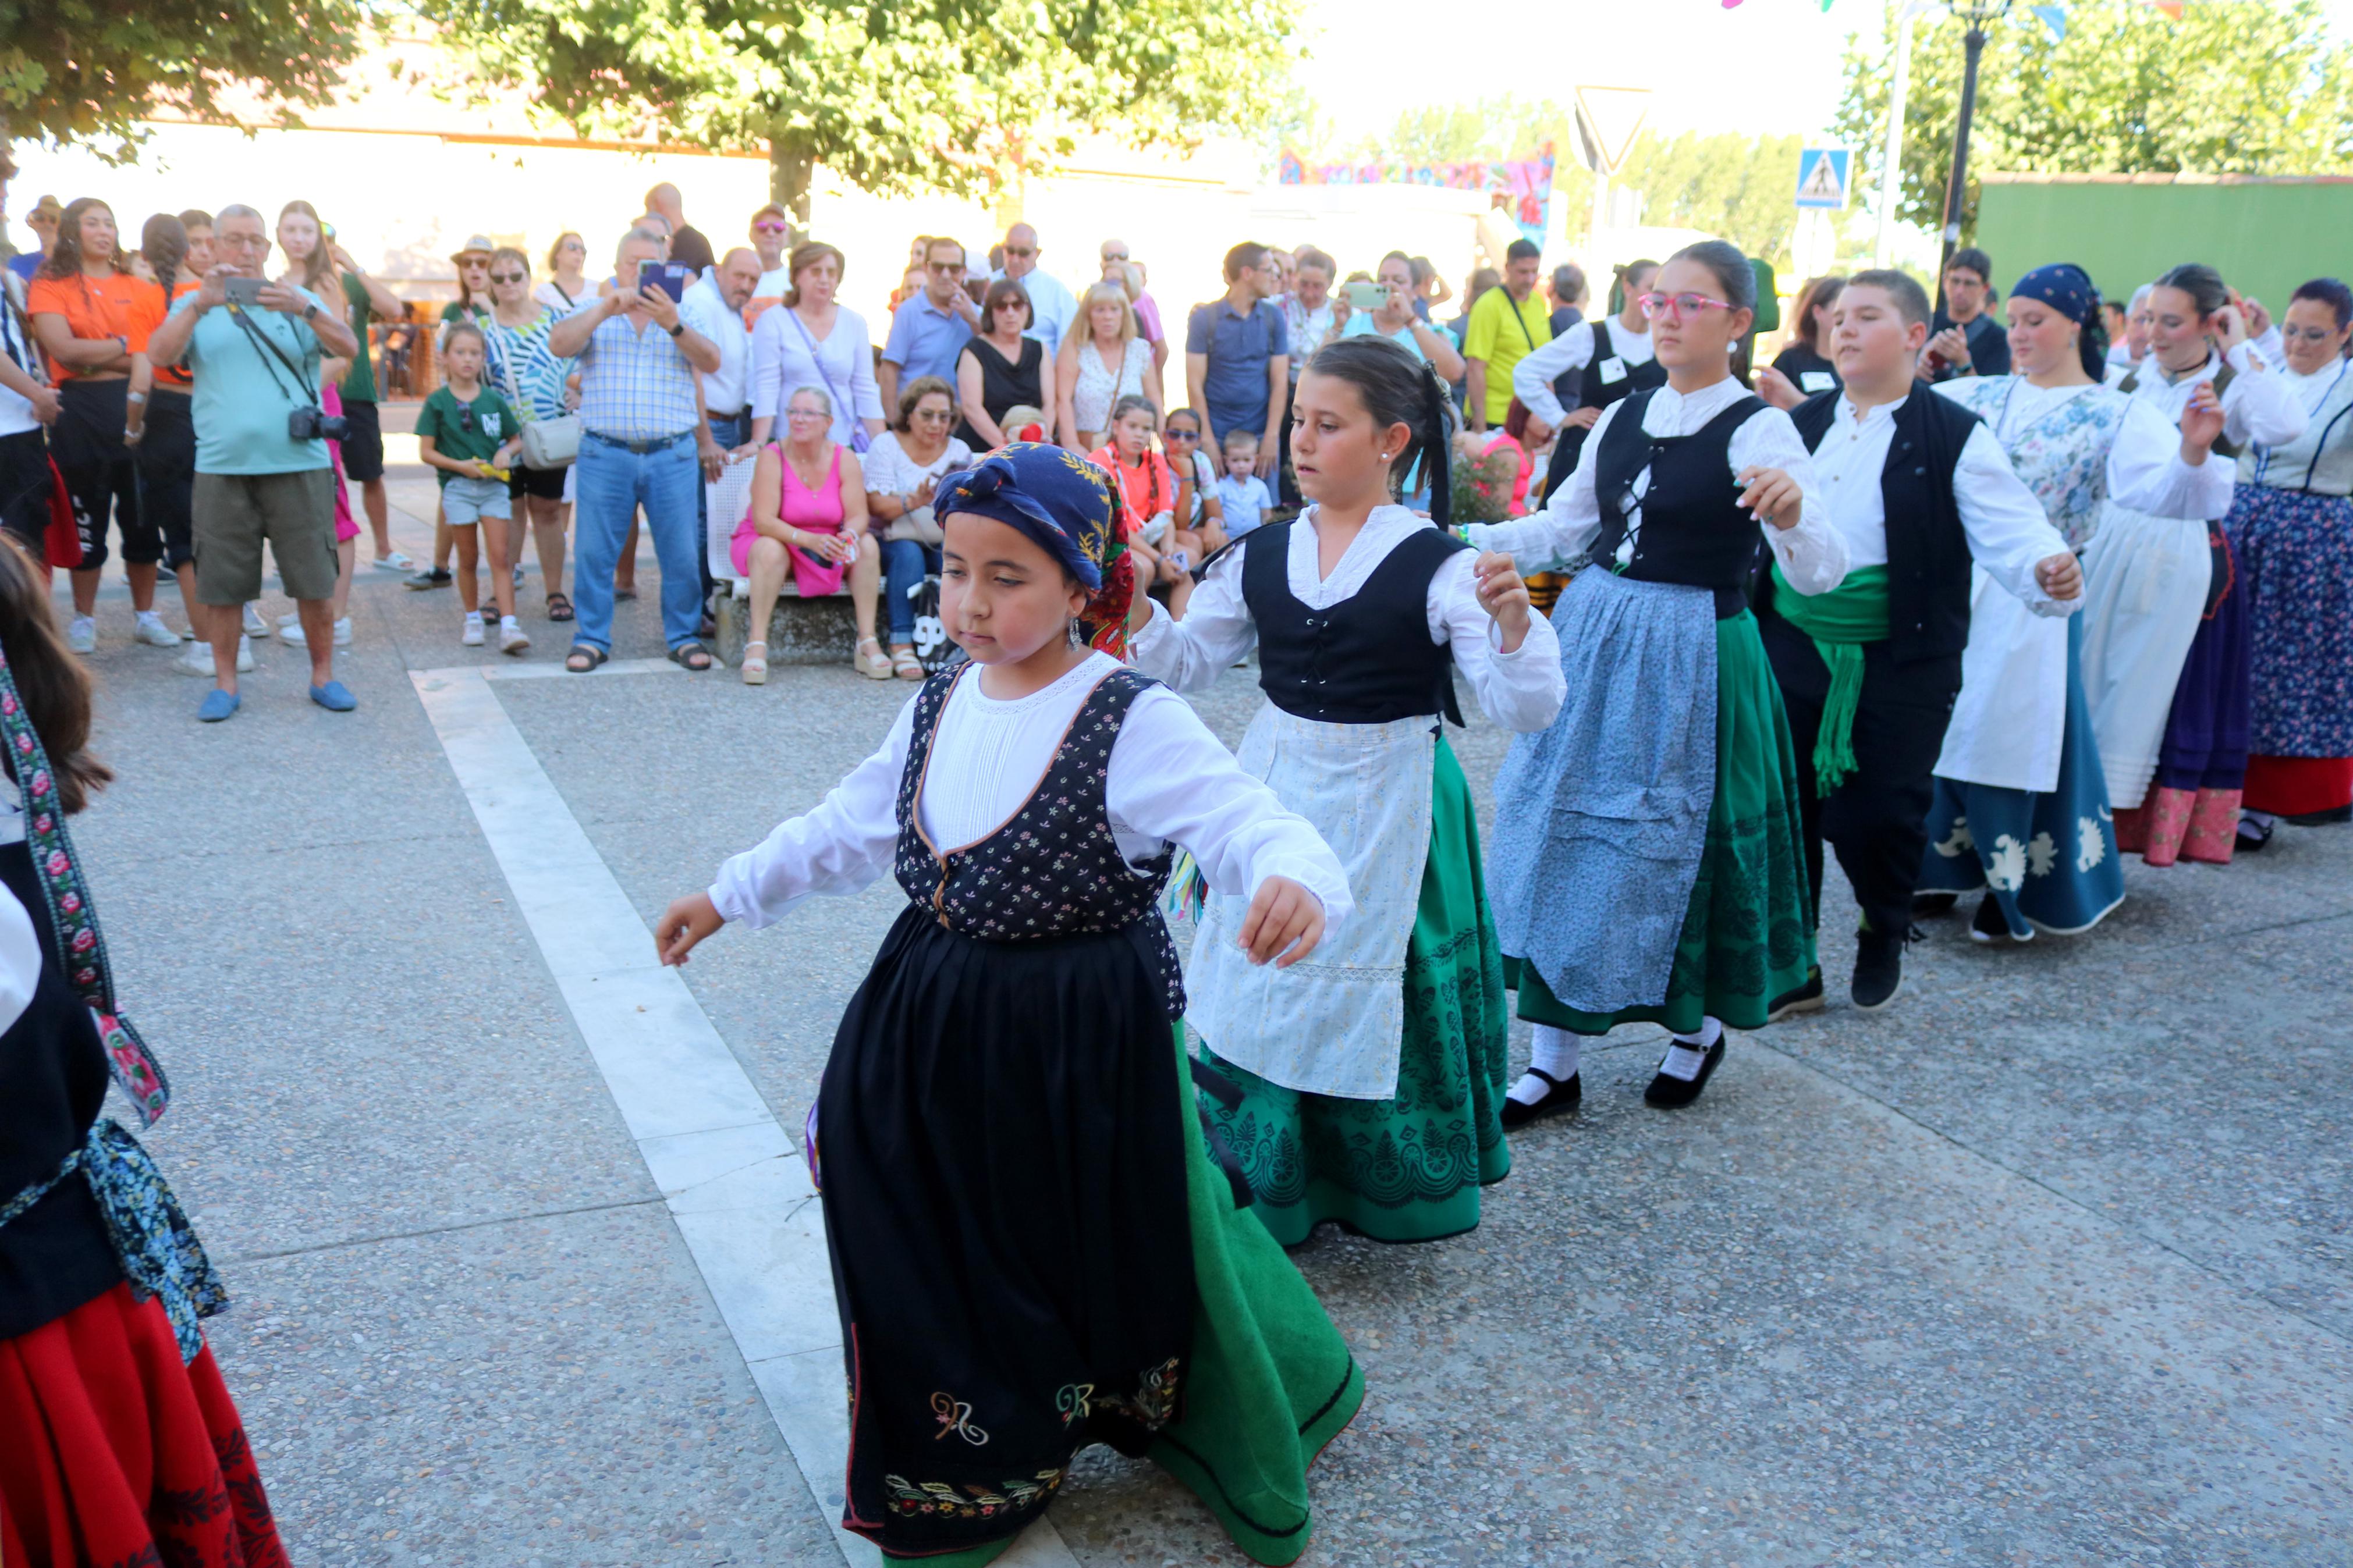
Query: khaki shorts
192,468,340,605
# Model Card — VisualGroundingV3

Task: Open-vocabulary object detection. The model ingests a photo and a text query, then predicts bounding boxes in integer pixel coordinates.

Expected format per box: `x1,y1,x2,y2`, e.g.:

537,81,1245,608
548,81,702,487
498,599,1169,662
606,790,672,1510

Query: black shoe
1499,1068,1581,1129
1765,968,1825,1023
1644,1038,1724,1109
406,566,453,590
1968,895,2027,944
1912,892,1959,917
2284,804,2352,827
1851,926,1908,1011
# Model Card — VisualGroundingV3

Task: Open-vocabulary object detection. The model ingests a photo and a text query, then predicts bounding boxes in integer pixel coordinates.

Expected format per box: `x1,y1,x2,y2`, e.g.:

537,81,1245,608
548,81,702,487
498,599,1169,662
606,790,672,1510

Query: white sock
1658,1017,1724,1081
501,614,520,630
1507,1025,1583,1106
2240,809,2276,833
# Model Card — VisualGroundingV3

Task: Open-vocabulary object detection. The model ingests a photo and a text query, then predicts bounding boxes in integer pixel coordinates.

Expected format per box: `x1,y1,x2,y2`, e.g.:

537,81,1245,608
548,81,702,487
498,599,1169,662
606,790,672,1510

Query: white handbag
519,414,581,470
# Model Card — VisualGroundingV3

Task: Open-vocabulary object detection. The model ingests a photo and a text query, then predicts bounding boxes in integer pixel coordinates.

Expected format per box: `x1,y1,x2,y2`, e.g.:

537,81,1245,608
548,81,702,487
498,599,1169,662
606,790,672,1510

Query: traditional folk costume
1762,381,2072,983
2228,352,2353,836
1917,266,2234,938
1511,315,1665,504
0,657,288,1568
1470,376,1841,1110
705,446,1362,1566
1129,505,1565,1245
2079,340,2305,865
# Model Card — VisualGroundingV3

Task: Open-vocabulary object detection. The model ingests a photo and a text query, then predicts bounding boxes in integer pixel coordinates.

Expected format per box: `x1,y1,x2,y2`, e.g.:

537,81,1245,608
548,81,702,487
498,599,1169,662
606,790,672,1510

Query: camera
288,406,350,442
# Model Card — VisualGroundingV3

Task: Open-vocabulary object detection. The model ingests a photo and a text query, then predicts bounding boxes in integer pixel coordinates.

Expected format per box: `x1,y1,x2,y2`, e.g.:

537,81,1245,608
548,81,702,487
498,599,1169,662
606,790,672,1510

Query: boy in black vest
1755,270,2079,1011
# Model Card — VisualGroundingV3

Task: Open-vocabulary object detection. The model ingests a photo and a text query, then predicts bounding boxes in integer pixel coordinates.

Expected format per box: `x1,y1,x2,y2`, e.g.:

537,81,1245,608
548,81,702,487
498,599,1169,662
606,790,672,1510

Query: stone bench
709,580,857,667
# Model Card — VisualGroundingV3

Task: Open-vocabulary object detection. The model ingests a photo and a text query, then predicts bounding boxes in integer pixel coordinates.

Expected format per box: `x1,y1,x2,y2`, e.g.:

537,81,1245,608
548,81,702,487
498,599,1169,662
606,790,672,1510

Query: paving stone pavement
59,457,2353,1566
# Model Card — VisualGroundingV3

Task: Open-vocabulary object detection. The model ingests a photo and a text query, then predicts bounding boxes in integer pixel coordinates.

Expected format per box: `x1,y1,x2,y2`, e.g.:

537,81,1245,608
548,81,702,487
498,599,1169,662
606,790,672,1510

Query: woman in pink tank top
732,386,885,682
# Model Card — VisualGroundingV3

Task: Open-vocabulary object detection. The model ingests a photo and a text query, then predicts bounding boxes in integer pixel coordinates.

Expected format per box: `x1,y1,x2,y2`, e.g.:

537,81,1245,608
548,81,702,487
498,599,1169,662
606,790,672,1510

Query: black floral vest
892,663,1186,1016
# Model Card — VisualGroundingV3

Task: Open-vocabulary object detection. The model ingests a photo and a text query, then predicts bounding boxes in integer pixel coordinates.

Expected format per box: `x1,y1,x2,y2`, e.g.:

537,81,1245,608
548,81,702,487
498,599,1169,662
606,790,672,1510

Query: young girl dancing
0,536,288,1567
1470,240,1841,1121
1128,336,1566,1246
656,442,1363,1566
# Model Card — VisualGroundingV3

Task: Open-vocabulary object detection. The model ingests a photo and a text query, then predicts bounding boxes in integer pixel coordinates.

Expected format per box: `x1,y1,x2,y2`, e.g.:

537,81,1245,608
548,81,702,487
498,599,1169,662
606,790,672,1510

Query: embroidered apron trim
0,645,171,1126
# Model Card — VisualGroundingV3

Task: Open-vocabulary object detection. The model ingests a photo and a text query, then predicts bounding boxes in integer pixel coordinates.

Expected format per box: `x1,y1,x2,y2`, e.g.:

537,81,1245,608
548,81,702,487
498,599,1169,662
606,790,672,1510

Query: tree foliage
417,0,1301,201
1835,0,2353,235
0,0,363,161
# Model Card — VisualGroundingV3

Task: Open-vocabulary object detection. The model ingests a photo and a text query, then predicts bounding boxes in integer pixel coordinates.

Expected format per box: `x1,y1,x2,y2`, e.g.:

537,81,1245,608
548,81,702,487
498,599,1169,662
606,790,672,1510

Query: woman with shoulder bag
484,247,579,621
864,376,970,679
748,242,884,453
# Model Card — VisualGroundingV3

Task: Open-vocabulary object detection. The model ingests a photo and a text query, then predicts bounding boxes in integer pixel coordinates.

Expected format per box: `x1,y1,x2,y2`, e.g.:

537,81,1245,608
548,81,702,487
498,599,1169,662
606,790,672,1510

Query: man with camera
144,203,360,721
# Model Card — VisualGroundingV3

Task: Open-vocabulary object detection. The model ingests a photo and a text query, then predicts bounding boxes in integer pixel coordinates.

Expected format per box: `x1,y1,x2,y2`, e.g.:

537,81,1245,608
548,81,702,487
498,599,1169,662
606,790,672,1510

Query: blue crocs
196,689,241,723
309,680,357,712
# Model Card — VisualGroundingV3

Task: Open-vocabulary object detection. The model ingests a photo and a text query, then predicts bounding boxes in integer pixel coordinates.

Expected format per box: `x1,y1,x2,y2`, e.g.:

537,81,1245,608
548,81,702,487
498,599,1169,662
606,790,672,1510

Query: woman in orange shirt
26,198,173,655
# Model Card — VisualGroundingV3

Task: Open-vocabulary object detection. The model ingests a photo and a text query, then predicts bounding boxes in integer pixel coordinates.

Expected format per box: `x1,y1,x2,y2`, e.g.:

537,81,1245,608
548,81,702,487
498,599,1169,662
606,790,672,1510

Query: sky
1291,0,2353,150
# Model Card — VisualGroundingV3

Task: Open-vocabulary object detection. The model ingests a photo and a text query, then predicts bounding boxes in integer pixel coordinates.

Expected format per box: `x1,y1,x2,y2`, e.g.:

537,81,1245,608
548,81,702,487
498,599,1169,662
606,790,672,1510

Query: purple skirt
2153,523,2251,792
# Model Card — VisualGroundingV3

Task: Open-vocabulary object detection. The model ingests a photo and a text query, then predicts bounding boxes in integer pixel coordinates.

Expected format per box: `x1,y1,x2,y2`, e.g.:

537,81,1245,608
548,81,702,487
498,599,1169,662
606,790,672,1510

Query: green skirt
908,1026,1367,1568
1509,610,1816,1036
1198,736,1513,1247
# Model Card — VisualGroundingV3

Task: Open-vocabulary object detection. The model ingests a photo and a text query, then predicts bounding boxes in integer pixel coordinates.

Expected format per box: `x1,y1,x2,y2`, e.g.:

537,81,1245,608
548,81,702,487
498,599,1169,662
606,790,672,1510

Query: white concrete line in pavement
411,666,1080,1567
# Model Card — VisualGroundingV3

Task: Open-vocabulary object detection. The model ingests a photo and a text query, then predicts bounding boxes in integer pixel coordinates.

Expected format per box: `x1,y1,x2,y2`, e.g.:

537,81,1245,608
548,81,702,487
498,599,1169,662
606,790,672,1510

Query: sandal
565,643,609,674
741,639,769,686
546,592,574,623
614,584,638,601
669,640,714,671
890,646,924,681
855,637,894,680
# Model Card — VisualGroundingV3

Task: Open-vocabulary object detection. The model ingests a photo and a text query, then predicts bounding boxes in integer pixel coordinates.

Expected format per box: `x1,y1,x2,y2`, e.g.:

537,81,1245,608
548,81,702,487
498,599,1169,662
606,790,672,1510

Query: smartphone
224,276,265,307
1343,280,1384,311
640,262,693,302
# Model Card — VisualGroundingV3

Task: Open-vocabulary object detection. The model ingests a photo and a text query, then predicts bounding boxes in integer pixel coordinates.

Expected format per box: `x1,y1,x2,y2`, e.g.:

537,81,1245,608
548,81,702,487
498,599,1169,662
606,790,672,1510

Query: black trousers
1761,607,1962,941
0,429,49,557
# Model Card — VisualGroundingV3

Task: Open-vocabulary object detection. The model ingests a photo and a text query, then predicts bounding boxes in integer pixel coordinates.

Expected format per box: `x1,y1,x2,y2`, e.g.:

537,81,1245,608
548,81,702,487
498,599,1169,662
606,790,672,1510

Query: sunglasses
490,271,527,285
1163,428,1197,441
927,261,966,274
1638,291,1734,321
753,221,789,234
1103,250,1129,262
1003,246,1036,258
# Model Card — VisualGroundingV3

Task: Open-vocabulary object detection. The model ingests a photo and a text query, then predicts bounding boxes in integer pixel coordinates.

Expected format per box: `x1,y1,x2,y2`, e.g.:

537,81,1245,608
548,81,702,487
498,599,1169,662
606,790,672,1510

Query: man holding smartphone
143,204,361,721
546,228,724,674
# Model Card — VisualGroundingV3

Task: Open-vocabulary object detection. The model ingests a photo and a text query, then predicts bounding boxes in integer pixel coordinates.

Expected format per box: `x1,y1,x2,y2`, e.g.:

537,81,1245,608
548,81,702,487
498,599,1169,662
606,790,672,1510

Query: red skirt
0,1282,288,1568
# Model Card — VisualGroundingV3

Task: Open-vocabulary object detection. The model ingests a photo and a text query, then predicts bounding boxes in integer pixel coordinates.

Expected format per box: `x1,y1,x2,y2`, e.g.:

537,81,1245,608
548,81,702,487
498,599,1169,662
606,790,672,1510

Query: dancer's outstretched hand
655,891,726,966
1238,877,1325,969
1473,551,1532,652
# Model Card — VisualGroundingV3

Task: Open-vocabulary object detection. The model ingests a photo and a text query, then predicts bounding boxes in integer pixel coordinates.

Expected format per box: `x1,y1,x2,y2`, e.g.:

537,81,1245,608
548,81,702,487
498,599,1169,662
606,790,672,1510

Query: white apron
1189,705,1433,1101
1935,566,2068,792
2077,503,2210,809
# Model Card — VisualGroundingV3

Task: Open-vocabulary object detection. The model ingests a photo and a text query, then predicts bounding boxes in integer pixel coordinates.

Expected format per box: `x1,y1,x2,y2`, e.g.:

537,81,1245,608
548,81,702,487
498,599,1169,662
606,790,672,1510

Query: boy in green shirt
414,324,527,652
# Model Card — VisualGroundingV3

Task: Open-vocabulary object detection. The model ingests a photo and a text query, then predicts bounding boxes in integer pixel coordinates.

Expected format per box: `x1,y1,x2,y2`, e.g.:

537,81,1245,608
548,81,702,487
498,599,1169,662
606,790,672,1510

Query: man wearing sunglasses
989,223,1076,355
880,237,977,411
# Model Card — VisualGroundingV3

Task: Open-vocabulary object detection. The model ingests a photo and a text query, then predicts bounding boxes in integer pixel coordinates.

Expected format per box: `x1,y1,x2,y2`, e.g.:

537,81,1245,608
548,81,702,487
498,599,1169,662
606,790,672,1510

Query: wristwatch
665,321,685,338
302,301,320,322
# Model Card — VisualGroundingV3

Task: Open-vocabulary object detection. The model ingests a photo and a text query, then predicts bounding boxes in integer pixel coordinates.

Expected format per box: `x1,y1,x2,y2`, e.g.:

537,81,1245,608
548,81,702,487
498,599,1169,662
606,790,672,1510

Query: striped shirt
576,310,699,443
485,311,576,425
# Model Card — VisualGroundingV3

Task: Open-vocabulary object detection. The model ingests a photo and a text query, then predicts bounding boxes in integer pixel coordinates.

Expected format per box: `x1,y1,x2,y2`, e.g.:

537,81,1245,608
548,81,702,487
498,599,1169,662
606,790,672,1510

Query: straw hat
448,233,495,264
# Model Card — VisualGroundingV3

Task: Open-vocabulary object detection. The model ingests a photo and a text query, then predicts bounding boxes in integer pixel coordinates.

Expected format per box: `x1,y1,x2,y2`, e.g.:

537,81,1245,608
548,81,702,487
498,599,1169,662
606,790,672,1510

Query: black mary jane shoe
1968,895,2029,944
1765,968,1825,1023
1912,892,1960,918
1499,1068,1582,1129
1644,1039,1724,1110
2237,817,2274,853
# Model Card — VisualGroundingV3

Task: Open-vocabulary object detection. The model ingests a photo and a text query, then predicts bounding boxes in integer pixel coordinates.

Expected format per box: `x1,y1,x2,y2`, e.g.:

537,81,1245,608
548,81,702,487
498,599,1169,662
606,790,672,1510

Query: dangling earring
1067,616,1084,649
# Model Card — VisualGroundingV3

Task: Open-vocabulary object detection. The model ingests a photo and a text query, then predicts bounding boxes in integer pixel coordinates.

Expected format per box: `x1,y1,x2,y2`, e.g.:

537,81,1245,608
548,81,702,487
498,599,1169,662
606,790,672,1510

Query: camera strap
228,301,321,406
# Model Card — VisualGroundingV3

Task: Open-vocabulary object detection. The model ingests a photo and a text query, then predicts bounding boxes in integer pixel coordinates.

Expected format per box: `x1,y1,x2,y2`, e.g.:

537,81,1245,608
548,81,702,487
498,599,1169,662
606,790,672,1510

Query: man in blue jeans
546,229,723,671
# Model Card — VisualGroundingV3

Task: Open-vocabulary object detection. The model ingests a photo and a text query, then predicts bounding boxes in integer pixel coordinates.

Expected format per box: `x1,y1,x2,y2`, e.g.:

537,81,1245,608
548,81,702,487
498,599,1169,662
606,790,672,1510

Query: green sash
1772,562,1890,792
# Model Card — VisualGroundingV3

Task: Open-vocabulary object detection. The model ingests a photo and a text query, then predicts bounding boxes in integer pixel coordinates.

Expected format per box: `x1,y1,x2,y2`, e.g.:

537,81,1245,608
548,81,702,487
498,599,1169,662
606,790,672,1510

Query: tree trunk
768,128,812,246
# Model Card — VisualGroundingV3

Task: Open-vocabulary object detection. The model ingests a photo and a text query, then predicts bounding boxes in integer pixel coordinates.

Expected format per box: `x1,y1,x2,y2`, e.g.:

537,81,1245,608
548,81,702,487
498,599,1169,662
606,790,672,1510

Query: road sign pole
1873,0,1923,267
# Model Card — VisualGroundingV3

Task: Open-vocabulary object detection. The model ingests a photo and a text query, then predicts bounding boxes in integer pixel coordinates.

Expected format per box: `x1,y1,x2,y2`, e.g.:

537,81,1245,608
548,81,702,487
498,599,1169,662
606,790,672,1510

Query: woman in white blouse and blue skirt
1129,336,1566,1246
1470,241,1843,1123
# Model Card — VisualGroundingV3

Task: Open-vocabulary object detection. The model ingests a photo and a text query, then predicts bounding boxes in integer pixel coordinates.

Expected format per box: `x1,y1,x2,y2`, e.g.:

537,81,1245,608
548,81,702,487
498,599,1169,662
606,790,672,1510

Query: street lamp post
1935,0,2013,308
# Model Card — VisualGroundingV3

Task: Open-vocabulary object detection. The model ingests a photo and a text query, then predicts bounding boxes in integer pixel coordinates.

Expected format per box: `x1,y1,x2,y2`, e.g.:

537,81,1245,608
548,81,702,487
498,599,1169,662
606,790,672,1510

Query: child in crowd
414,325,527,653
1089,394,1194,613
1215,428,1274,538
1164,407,1227,542
656,442,1362,1567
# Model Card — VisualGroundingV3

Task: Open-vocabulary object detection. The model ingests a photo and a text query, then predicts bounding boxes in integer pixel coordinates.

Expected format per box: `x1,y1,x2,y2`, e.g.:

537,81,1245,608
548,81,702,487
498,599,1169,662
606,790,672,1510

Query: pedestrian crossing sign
1795,147,1852,210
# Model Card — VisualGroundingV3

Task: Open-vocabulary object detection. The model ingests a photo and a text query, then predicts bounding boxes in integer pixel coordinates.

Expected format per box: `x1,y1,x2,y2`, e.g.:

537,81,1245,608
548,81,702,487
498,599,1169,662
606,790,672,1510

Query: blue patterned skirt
2227,483,2353,758
1919,616,2125,937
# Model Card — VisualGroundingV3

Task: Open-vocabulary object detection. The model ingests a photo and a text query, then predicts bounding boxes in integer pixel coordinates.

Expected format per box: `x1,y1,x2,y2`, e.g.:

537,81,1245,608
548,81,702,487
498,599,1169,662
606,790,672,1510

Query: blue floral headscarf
2010,263,2097,326
934,442,1137,656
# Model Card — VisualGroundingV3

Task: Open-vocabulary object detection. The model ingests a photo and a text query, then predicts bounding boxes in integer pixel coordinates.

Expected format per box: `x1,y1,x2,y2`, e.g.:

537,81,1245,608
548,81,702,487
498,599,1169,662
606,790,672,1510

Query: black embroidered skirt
818,904,1193,1558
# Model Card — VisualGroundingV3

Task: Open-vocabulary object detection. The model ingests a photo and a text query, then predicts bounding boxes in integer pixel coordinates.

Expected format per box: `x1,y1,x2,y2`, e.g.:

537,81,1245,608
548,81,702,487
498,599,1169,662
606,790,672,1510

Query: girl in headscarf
655,443,1362,1567
1914,263,2234,938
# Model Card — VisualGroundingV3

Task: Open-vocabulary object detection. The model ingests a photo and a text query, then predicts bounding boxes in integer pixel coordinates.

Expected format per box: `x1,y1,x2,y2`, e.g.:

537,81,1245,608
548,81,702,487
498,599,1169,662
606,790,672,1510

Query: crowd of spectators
2,159,1623,699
